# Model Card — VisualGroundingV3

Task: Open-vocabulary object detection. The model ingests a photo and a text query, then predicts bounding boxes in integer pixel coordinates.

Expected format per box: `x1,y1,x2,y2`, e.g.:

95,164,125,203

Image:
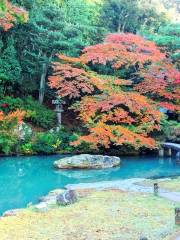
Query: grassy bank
137,177,180,192
0,190,179,240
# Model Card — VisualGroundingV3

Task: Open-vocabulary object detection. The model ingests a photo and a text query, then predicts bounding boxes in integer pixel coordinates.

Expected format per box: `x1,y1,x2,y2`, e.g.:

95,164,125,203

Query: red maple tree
49,33,179,151
81,33,166,68
135,63,180,111
81,33,180,113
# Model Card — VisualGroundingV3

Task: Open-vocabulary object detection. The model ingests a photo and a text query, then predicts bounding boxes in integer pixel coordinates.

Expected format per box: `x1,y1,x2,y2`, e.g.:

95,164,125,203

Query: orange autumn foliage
74,123,157,150
135,63,180,111
49,54,133,99
49,63,95,98
0,109,25,122
0,0,28,31
81,33,165,68
49,33,179,150
80,33,180,112
71,92,161,149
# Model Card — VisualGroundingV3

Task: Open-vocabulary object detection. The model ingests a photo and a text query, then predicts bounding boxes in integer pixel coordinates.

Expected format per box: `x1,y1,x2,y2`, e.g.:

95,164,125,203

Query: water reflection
54,167,120,180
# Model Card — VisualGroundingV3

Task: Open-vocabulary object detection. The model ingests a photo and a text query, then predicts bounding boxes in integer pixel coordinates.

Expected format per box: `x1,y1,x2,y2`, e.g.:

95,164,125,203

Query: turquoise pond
0,155,180,214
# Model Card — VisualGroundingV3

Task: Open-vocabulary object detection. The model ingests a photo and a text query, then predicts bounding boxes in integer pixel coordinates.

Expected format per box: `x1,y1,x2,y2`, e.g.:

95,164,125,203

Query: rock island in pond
54,154,121,169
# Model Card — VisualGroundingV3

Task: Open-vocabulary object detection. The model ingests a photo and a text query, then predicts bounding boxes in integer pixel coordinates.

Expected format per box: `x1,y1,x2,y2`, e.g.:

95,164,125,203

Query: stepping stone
57,190,78,206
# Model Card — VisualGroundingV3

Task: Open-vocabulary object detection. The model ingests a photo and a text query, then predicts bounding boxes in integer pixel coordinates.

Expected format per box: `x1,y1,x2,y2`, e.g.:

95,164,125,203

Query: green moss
138,177,180,192
0,190,179,240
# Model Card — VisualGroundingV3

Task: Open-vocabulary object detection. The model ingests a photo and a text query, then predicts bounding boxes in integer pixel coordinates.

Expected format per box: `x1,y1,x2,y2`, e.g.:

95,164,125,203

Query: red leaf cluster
49,62,95,99
81,33,165,69
49,33,179,150
0,0,28,31
0,110,25,124
135,63,180,111
74,123,157,150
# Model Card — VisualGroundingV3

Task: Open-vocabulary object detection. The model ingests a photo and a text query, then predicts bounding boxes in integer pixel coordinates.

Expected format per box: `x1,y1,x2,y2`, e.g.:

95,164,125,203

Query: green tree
12,3,79,103
143,23,180,68
100,0,139,33
11,0,103,103
62,0,104,46
100,0,167,33
0,38,21,96
11,0,45,10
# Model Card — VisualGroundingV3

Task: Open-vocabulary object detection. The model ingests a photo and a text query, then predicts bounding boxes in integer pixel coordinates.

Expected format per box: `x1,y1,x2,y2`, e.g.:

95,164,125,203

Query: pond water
0,155,180,214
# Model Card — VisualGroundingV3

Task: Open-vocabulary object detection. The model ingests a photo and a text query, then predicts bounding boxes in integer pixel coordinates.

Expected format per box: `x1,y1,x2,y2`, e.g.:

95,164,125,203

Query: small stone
57,190,78,206
48,189,65,196
34,202,48,212
39,195,57,206
39,189,65,205
3,209,22,217
39,195,56,202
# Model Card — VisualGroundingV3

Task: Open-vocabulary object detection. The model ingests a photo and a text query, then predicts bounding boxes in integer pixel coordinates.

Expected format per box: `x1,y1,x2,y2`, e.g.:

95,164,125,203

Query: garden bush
0,96,56,129
0,134,18,155
0,110,25,155
32,132,61,154
160,118,180,143
31,128,78,154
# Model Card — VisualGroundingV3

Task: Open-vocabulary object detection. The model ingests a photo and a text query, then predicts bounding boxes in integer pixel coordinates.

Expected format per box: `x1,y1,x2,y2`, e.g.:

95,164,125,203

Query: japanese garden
0,0,180,239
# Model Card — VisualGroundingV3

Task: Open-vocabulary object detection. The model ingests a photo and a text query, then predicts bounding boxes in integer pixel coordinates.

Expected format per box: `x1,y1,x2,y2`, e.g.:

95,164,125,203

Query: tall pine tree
0,38,21,96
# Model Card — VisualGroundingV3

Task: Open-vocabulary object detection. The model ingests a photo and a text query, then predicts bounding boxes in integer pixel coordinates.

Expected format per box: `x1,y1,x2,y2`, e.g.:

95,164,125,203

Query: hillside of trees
0,0,179,155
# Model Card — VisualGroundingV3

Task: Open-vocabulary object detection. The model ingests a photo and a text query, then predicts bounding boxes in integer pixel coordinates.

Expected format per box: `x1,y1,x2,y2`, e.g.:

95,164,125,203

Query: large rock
56,190,78,206
54,154,120,169
39,189,65,206
15,122,32,140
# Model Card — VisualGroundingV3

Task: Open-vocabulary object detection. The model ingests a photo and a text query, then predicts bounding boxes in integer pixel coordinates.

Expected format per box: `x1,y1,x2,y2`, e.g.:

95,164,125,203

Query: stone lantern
154,183,159,196
52,97,64,128
175,208,180,225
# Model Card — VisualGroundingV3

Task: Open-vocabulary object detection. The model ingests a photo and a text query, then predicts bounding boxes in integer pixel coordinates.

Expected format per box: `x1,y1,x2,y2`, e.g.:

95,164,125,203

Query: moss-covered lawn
137,177,180,192
0,190,179,240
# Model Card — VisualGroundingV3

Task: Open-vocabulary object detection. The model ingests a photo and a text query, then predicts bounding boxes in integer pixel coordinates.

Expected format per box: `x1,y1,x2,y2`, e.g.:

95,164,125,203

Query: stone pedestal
165,148,172,157
52,98,64,128
176,151,180,160
158,149,164,157
175,208,180,225
154,183,159,196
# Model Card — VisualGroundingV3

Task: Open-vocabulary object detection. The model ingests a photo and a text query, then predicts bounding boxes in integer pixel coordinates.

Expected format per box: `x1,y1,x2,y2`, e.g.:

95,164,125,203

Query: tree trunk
121,21,126,32
39,63,48,104
117,22,121,33
117,16,122,33
121,14,129,33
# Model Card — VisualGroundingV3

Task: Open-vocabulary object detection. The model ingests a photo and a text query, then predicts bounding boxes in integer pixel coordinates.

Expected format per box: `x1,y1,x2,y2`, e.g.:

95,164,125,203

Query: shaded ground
0,190,179,240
